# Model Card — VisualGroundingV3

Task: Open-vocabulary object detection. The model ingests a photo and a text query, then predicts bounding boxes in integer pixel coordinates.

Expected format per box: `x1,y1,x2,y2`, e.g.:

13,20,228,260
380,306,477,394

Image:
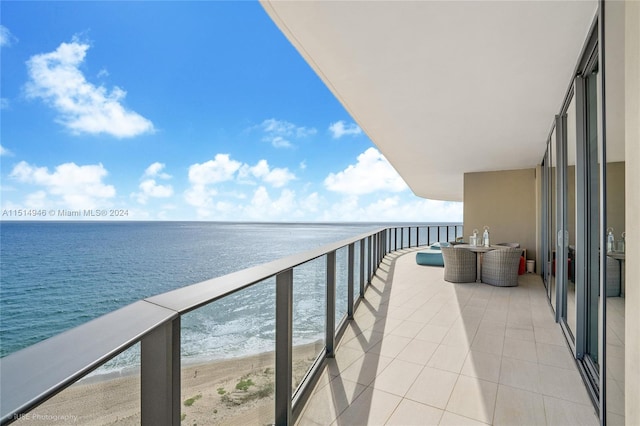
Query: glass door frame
542,18,604,414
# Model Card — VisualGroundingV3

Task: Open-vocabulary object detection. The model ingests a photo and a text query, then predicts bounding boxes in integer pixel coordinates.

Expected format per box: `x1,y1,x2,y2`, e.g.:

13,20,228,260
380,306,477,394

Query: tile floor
296,248,599,425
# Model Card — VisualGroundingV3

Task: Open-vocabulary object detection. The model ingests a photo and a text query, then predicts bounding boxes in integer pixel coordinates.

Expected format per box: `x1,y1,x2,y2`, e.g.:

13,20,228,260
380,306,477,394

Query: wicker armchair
496,242,520,248
441,246,477,283
481,248,522,287
606,256,621,297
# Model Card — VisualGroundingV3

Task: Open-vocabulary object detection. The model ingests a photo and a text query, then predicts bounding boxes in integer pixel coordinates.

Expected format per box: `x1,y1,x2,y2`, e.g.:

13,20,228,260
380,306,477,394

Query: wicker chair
481,248,522,287
441,246,477,283
496,242,520,248
606,256,621,297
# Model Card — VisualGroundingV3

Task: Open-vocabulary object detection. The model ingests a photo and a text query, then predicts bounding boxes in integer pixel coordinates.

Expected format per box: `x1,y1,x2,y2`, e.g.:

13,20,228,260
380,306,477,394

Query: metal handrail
0,224,462,425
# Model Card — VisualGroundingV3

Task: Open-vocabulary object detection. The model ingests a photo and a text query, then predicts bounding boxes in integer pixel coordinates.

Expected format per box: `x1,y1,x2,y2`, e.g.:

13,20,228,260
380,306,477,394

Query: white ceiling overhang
261,0,598,201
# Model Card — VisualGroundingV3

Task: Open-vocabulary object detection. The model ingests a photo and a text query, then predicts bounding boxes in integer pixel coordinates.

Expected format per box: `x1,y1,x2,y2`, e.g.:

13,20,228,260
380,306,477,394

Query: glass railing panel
292,256,326,393
13,345,141,425
180,278,276,426
363,238,369,284
427,226,438,245
402,227,410,248
335,246,348,327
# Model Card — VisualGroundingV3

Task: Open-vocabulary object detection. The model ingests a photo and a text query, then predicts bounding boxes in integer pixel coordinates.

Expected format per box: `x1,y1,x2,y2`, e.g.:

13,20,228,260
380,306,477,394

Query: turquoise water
0,221,446,372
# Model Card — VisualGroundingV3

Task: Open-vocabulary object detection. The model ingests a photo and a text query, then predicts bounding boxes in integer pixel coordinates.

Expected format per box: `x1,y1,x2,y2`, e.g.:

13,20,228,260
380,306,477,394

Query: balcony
2,224,600,425
297,248,598,425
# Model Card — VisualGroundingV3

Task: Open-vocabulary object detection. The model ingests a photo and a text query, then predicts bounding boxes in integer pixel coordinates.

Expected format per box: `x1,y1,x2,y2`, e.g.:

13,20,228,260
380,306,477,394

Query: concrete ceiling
261,0,598,201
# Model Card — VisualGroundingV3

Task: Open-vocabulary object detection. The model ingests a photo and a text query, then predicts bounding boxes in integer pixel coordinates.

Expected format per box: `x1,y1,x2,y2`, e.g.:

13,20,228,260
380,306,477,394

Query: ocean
0,221,439,375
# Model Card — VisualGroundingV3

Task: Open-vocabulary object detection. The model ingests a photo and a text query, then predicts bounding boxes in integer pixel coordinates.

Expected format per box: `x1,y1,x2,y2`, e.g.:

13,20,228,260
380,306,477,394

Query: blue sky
0,1,462,222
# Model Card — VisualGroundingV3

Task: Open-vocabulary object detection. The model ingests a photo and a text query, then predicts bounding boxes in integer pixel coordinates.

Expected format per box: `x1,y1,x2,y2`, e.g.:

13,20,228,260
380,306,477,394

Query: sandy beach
13,343,322,425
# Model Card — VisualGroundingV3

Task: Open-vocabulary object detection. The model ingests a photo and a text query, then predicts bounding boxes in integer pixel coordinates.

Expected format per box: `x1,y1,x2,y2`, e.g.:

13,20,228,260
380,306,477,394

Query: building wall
535,164,543,274
624,0,639,422
463,169,537,263
606,161,625,239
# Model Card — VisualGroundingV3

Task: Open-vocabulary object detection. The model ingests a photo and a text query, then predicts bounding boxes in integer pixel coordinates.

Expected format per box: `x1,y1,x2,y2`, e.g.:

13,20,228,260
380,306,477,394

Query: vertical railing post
347,243,355,319
359,239,365,297
374,233,378,266
326,251,336,358
368,235,373,283
275,269,293,426
141,317,180,426
383,229,386,255
372,234,377,268
438,226,442,242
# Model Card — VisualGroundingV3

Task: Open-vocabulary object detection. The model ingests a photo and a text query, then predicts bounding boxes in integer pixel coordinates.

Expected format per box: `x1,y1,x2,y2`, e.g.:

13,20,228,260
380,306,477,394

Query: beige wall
624,0,639,422
606,161,625,239
463,169,537,263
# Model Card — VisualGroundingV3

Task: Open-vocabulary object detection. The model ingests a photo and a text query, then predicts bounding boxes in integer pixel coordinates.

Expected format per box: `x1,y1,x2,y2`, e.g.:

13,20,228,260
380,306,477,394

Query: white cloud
302,192,320,213
238,159,295,188
24,191,48,209
185,154,240,215
133,162,173,204
324,147,408,195
136,179,173,204
184,185,217,209
144,162,171,179
260,118,316,148
0,25,17,47
9,161,116,209
243,186,299,220
270,136,292,149
184,154,298,217
1,98,9,109
329,120,362,139
24,38,154,138
188,154,241,186
0,145,13,156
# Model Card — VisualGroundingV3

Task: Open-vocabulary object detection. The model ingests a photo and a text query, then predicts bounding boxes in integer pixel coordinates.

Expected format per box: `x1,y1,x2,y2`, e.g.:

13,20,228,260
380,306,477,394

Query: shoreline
14,342,322,426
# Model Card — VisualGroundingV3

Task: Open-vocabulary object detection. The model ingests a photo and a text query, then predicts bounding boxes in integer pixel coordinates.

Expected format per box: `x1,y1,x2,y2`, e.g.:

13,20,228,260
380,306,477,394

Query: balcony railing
0,224,462,425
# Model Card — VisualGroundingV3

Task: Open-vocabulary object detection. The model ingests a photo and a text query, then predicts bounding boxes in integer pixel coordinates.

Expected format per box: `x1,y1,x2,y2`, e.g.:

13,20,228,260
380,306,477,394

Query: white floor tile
405,366,458,409
396,338,439,365
427,343,469,373
371,358,423,397
332,387,402,426
385,399,443,425
493,384,545,426
445,375,498,424
543,395,598,426
460,350,502,383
